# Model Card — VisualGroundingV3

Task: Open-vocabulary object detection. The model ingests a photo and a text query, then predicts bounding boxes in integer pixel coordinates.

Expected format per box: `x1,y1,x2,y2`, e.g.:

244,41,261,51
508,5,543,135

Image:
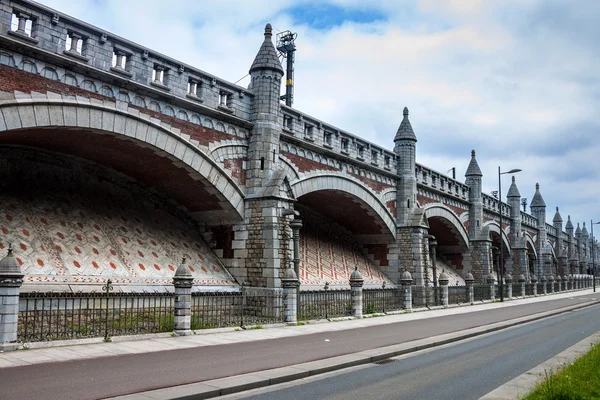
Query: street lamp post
591,220,600,292
498,167,522,302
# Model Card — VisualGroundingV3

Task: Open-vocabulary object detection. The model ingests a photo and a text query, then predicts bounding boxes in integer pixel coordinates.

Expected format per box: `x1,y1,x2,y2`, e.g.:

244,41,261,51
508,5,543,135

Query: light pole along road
234,302,600,400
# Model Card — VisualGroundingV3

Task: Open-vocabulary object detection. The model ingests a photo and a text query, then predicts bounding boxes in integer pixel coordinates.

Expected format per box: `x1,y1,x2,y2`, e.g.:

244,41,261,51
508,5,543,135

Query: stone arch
99,85,114,98
523,232,538,259
178,110,189,121
423,204,470,249
81,80,97,92
484,221,512,256
62,73,78,86
132,96,146,108
20,59,37,74
163,106,175,117
0,51,15,67
291,174,395,237
0,99,245,222
117,91,131,103
41,67,59,80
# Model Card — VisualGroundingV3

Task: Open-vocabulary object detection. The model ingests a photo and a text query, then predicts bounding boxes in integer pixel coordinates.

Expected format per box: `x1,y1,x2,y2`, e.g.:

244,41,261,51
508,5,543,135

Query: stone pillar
465,271,475,304
531,275,538,296
349,267,364,319
541,276,547,295
549,275,554,294
173,257,193,336
0,246,24,351
505,273,513,299
400,270,413,312
556,275,562,292
471,239,492,284
487,273,496,301
282,268,299,324
519,274,526,297
567,275,572,290
439,271,449,307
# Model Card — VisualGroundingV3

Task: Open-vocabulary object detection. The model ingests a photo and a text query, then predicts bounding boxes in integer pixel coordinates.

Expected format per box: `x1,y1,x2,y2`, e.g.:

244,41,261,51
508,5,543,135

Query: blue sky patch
284,4,387,29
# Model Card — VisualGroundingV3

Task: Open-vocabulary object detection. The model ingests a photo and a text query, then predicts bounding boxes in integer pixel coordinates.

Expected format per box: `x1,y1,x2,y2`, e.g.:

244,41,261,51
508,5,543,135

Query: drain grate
373,358,397,365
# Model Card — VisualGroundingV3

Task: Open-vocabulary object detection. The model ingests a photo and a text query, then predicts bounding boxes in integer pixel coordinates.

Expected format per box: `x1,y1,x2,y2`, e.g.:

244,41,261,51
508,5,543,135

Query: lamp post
498,167,522,302
591,220,600,292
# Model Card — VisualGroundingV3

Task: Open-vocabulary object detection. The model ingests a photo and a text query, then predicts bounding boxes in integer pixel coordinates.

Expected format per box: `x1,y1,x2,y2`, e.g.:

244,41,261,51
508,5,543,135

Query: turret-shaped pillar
575,223,582,274
566,215,576,274
553,207,566,276
507,176,527,280
394,107,417,227
239,25,293,288
530,183,548,277
465,150,491,283
390,108,430,287
581,223,589,273
246,23,284,192
466,150,483,239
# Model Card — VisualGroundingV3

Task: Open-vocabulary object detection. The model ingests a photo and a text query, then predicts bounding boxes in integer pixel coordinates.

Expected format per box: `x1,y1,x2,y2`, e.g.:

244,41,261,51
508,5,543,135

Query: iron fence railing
362,289,403,314
191,287,285,329
448,286,467,304
298,290,352,320
18,291,173,343
525,283,535,296
473,285,489,302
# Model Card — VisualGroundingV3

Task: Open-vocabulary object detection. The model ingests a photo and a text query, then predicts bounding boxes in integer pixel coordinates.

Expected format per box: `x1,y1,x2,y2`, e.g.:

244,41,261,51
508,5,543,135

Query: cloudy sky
40,0,600,233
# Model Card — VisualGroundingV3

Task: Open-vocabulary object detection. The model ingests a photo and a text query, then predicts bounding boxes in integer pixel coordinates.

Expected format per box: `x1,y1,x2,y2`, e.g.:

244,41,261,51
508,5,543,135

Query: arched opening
295,188,395,289
426,211,469,285
0,146,237,291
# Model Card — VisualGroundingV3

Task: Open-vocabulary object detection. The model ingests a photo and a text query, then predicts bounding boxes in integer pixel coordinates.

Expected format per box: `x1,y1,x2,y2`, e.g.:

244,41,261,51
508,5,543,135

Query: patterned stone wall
296,205,392,289
0,147,236,291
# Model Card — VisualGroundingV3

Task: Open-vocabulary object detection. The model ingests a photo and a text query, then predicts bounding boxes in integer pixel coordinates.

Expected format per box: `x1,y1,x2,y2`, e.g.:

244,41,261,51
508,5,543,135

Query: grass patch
524,342,600,399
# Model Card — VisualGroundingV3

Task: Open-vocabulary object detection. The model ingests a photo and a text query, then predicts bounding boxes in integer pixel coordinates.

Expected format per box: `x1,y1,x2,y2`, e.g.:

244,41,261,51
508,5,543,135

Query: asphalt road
0,295,597,400
238,303,600,400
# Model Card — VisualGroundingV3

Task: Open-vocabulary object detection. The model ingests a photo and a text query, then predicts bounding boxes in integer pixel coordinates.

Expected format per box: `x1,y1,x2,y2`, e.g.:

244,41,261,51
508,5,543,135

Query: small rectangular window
219,92,230,107
11,12,33,37
341,138,349,152
384,156,390,168
152,66,164,83
283,115,293,131
188,79,198,96
357,145,365,159
304,124,314,139
66,32,84,54
324,131,333,146
371,150,378,164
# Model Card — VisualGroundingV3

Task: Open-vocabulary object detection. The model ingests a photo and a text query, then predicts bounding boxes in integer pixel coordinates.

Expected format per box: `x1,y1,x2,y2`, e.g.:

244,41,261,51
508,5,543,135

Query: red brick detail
0,65,114,102
445,253,464,270
444,203,467,217
129,105,236,146
365,244,389,267
281,151,340,173
386,200,396,218
417,194,436,206
210,225,234,259
223,158,246,185
348,172,393,193
0,66,238,147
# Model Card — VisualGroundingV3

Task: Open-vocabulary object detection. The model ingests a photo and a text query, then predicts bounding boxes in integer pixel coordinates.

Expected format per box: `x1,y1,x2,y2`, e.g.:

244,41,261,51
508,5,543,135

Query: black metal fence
525,283,535,296
192,288,285,329
448,286,467,304
298,290,352,320
19,291,173,343
362,289,403,314
473,285,489,301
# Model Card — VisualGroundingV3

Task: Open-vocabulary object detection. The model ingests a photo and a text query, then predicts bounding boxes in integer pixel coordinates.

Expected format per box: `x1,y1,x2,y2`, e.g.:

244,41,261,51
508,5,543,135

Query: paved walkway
0,289,598,400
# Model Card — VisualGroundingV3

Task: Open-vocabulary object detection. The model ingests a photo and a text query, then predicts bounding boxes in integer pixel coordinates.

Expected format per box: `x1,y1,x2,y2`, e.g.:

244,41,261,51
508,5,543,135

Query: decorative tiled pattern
0,148,236,288
297,206,393,287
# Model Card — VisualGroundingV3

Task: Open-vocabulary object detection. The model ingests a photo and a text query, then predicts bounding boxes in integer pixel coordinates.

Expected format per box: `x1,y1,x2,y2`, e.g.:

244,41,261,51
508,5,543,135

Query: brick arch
484,221,512,256
291,175,395,237
0,99,245,223
423,204,469,248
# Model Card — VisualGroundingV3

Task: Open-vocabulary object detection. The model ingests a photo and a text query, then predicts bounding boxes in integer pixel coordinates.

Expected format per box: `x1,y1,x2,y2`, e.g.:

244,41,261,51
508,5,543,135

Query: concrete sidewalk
1,289,598,400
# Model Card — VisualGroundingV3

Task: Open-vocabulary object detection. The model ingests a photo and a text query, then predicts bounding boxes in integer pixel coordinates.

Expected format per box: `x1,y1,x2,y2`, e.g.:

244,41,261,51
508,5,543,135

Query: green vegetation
524,342,600,400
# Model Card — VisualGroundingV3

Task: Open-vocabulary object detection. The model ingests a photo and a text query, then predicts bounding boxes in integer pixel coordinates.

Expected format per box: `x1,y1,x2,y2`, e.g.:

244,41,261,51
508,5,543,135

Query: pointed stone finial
531,182,546,208
249,22,284,74
394,106,416,142
264,23,272,38
507,175,520,198
0,243,23,279
553,207,562,223
465,149,482,177
566,215,574,230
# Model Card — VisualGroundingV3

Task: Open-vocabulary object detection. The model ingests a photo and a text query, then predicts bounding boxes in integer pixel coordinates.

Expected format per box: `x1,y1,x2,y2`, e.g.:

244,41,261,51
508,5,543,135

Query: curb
108,298,600,400
480,331,600,399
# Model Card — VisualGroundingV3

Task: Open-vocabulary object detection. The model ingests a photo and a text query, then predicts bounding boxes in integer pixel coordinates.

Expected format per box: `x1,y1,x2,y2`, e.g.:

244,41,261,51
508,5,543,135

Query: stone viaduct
0,0,597,293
